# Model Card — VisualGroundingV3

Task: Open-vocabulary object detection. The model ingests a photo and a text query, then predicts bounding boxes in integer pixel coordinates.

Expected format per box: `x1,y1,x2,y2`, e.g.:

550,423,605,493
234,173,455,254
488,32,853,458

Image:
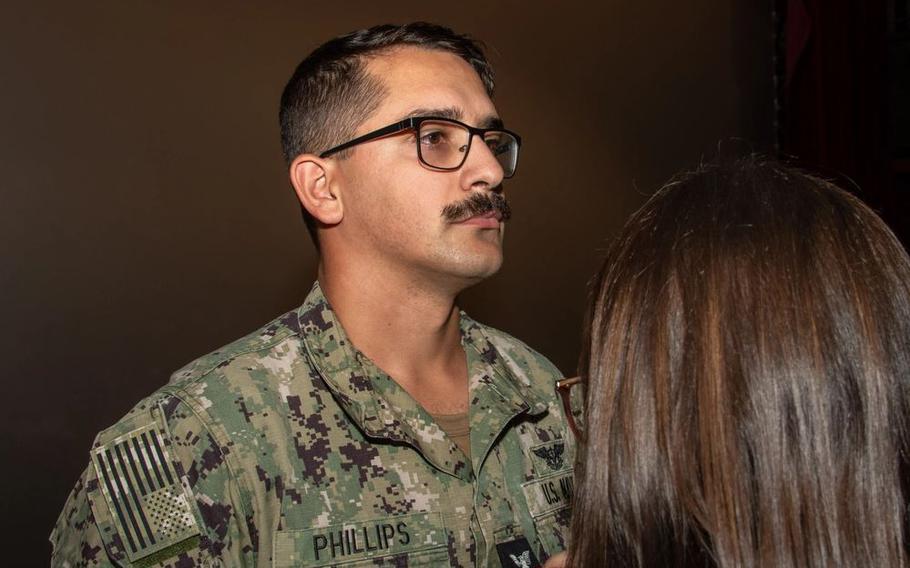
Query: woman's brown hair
569,156,910,567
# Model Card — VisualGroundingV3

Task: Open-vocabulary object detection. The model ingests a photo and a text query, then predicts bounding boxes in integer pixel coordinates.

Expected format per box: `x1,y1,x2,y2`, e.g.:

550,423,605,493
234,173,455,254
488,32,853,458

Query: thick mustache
441,192,512,223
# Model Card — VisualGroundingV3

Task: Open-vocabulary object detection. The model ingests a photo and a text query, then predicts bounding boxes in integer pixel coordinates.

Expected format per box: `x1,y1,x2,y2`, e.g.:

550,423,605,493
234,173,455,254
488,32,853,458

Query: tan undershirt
430,411,471,461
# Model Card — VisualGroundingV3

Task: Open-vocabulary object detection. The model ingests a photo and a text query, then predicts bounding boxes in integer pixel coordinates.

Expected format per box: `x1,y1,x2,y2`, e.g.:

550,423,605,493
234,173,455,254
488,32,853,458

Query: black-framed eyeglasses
556,376,586,442
319,116,522,178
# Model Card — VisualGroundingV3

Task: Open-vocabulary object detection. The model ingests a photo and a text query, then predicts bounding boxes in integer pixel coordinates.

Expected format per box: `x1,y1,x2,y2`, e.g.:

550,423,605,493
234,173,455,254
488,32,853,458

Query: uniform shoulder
167,308,304,390
74,307,309,462
92,390,180,444
79,308,302,447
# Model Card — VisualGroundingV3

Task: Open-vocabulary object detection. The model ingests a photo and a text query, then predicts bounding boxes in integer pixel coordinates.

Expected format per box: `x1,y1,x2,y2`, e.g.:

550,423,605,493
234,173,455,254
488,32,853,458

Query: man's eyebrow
401,107,463,121
400,107,505,129
479,115,504,129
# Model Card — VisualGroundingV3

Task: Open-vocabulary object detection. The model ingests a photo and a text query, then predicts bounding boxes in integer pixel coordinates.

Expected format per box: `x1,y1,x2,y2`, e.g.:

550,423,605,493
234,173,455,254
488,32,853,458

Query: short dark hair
279,23,495,248
570,156,910,567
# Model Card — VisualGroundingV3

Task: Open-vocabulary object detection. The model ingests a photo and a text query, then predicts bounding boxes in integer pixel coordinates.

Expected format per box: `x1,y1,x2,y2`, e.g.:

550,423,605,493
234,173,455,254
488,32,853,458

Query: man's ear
289,155,343,226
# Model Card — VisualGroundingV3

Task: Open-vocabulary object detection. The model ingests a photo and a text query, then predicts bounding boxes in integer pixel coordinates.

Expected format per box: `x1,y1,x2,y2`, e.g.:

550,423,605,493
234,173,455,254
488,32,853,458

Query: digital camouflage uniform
51,283,574,567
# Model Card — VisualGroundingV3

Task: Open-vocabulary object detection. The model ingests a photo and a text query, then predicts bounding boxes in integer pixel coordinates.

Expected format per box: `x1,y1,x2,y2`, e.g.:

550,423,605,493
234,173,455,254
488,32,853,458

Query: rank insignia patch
531,441,566,472
91,422,200,564
496,536,541,568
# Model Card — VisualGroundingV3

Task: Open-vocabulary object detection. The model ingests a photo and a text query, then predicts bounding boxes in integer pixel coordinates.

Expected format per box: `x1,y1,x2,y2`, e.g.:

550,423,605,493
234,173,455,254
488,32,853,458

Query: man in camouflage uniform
52,23,574,567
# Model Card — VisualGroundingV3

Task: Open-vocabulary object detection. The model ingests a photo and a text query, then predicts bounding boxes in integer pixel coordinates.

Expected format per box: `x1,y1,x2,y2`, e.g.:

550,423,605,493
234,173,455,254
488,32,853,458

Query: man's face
331,46,508,290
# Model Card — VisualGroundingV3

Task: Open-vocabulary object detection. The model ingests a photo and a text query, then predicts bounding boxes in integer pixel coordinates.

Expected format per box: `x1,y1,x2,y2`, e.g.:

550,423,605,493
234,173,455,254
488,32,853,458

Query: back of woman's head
570,156,910,567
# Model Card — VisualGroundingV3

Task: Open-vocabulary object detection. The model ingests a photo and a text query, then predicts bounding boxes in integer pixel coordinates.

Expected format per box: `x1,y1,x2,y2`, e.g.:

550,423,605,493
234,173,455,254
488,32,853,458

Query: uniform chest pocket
273,512,449,567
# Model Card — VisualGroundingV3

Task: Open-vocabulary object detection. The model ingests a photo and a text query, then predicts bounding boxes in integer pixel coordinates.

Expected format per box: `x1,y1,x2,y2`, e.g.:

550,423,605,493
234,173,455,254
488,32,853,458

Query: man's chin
452,253,504,284
423,241,504,288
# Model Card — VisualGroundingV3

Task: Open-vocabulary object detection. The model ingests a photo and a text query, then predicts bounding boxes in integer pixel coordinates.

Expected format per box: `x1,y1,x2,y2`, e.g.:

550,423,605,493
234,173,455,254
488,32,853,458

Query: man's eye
485,137,508,155
420,131,446,145
485,134,506,148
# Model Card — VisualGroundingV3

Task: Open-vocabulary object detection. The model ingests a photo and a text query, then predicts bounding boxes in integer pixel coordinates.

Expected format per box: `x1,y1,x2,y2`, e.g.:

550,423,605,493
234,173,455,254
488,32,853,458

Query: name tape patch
273,512,447,567
91,423,200,563
520,469,575,518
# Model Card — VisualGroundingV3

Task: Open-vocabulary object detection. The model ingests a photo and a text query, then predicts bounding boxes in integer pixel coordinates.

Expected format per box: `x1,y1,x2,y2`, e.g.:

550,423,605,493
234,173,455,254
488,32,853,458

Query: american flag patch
92,423,200,562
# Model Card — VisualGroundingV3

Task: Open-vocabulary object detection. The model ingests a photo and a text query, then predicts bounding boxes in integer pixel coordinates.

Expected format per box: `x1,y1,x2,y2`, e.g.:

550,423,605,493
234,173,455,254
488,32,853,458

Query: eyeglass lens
417,120,519,177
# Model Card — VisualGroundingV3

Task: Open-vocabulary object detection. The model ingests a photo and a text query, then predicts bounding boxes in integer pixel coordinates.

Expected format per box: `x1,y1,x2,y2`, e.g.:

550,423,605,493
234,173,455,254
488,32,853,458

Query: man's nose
461,134,505,190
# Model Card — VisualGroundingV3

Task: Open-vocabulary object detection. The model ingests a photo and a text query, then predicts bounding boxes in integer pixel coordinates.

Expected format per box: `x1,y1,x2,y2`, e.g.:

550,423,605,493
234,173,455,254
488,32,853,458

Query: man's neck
317,262,469,412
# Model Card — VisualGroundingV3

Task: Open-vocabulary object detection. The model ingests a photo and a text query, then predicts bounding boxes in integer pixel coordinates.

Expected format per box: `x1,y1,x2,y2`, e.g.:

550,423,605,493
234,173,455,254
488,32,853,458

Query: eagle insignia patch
531,442,565,472
496,536,540,568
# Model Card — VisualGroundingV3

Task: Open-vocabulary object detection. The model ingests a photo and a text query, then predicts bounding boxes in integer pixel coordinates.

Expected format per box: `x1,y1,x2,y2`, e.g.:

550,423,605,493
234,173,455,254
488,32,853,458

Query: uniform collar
458,313,551,417
297,282,548,480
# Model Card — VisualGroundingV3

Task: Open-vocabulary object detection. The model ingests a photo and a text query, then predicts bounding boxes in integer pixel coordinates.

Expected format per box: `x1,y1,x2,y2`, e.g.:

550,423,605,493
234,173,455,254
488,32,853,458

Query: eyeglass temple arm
319,118,417,158
556,377,582,390
556,376,584,441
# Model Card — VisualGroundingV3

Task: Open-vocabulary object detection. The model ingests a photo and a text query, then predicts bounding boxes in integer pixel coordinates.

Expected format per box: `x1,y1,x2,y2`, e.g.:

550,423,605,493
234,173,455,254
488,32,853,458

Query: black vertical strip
105,448,147,550
150,430,176,486
118,442,147,496
141,432,166,488
95,452,138,554
131,437,157,491
114,444,157,546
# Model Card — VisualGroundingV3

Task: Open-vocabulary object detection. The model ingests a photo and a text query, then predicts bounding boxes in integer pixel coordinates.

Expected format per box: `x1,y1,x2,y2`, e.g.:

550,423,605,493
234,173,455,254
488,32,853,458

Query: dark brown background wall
1,2,773,563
